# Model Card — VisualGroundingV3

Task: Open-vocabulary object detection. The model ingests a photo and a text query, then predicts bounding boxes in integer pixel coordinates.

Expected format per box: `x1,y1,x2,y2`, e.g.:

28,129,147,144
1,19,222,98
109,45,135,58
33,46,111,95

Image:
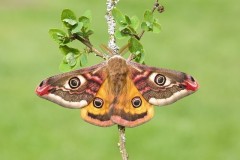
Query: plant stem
129,0,163,60
138,0,161,39
105,0,119,53
72,33,105,59
118,125,128,160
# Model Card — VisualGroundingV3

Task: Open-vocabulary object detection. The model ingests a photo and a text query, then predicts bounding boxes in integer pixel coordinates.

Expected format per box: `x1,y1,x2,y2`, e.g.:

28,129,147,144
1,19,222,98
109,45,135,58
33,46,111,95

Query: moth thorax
107,57,129,95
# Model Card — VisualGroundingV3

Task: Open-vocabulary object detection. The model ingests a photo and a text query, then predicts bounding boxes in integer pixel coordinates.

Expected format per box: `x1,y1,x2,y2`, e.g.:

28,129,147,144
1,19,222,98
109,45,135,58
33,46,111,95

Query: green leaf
141,21,153,32
125,15,131,25
61,9,77,21
112,8,126,26
79,16,90,30
129,37,143,54
85,30,94,36
142,10,161,33
62,19,77,26
141,22,148,31
115,30,128,39
59,45,79,55
129,37,145,63
65,52,77,67
121,27,132,36
71,23,83,34
59,57,80,72
144,10,154,22
49,29,70,44
153,22,161,33
59,61,72,72
130,16,139,30
61,9,78,29
135,50,145,64
80,53,88,66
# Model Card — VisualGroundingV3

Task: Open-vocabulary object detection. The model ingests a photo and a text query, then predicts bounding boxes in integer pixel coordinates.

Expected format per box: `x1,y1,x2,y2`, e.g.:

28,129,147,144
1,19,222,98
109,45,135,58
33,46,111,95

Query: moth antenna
119,43,130,56
100,44,117,56
127,54,135,61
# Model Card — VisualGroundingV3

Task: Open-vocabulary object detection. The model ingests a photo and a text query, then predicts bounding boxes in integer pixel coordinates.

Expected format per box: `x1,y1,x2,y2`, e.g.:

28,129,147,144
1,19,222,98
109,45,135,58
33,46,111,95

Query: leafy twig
124,0,164,63
71,33,105,59
138,0,163,39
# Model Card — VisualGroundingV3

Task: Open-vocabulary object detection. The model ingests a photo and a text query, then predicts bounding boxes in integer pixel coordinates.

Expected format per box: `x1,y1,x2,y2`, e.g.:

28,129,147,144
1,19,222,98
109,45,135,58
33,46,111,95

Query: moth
36,55,198,127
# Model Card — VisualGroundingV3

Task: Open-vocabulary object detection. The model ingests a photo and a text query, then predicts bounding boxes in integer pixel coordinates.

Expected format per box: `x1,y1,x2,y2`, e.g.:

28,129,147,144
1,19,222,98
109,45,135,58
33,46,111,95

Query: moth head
35,79,51,96
183,75,199,91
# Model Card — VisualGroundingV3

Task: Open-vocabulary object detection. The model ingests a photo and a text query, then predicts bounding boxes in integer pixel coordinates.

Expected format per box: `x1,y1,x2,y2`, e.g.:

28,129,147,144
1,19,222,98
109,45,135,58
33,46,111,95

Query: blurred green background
0,0,239,159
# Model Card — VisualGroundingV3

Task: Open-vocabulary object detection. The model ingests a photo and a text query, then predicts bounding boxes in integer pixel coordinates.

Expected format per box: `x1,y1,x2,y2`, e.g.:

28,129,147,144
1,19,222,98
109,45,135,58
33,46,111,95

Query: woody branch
106,0,119,54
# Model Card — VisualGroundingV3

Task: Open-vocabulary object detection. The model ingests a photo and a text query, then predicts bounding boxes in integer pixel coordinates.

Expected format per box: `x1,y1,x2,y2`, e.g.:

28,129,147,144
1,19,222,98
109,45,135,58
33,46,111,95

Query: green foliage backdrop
0,0,239,159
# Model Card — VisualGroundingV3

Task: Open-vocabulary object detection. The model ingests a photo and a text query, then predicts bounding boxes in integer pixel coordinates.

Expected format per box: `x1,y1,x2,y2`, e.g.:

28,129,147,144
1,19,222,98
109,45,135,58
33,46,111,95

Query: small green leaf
80,53,88,66
135,50,145,64
61,9,78,29
112,8,126,26
129,37,143,54
141,22,153,32
121,27,132,36
49,29,70,44
128,26,137,34
115,30,128,39
115,30,126,39
144,10,154,22
85,30,94,36
142,10,161,33
62,19,77,26
130,16,139,30
71,23,83,34
59,61,72,72
79,16,90,30
59,45,79,55
61,9,77,21
153,22,161,33
125,15,131,25
65,52,77,67
141,22,152,31
141,22,148,31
